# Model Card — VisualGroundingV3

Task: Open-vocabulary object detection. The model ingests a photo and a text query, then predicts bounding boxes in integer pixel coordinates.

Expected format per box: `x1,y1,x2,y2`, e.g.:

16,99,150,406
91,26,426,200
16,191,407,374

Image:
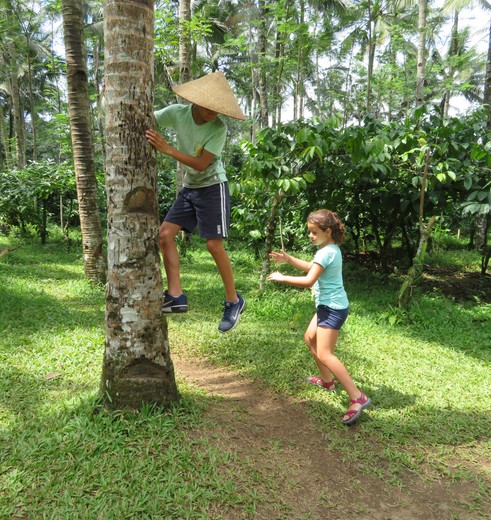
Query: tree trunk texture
61,0,106,283
102,0,179,410
398,216,436,309
398,150,433,309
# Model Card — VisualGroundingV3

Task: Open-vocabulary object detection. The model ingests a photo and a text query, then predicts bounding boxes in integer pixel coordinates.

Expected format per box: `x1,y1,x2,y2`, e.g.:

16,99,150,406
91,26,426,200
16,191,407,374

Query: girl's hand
145,128,171,154
267,271,285,282
269,250,289,265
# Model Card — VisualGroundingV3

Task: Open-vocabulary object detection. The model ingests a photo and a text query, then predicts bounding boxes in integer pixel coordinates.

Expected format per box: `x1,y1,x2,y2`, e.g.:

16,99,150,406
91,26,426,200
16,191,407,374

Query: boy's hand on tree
145,129,171,155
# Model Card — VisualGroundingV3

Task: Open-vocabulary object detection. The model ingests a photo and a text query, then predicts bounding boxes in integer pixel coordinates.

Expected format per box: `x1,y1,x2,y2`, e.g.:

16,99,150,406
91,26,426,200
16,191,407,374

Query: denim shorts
316,305,349,330
164,182,230,239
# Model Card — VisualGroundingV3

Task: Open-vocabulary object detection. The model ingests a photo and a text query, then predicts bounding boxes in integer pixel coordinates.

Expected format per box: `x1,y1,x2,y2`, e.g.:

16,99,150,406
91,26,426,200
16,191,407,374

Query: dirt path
173,353,484,520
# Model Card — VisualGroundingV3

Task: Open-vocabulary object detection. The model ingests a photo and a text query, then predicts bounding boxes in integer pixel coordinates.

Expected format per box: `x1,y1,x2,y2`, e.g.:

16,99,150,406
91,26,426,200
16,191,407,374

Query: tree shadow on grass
0,284,103,338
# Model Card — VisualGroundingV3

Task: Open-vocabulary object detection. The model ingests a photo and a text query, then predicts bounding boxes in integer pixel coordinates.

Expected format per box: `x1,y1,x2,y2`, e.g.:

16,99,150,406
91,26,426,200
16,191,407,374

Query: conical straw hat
172,71,246,121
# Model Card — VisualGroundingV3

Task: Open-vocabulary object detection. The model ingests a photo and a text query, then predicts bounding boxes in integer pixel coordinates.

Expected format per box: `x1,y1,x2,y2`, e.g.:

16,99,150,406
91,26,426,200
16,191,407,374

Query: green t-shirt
154,104,228,188
312,244,349,310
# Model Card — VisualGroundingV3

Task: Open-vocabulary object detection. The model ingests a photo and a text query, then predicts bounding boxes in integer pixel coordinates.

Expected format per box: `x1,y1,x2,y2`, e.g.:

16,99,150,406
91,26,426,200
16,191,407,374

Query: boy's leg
206,238,237,302
159,221,184,296
206,238,245,333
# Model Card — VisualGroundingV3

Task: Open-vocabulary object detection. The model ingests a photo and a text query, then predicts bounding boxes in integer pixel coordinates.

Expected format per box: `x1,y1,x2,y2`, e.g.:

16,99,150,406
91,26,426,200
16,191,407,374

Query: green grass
1,236,490,518
169,243,491,491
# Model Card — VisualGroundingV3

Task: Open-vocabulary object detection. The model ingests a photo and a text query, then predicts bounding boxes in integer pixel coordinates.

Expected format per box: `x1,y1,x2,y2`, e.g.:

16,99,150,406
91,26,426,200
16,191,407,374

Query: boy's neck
191,104,206,125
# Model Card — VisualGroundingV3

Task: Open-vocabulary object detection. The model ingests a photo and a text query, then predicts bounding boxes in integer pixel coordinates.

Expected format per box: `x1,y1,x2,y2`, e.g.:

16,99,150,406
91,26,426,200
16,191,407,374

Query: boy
145,71,246,333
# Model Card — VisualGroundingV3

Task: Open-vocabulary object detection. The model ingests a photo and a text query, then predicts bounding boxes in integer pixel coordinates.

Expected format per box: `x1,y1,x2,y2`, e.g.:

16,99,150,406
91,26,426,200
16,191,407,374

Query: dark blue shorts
164,182,230,239
316,305,349,330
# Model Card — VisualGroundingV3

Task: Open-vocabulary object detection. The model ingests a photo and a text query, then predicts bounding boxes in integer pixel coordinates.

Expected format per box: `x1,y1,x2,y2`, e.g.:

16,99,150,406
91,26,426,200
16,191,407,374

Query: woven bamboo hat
172,71,246,121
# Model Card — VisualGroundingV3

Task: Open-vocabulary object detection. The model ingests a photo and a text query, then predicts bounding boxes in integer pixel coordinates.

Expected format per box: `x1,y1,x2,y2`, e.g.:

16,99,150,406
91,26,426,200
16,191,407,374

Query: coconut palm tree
0,0,26,168
61,0,106,283
443,0,491,116
101,0,179,410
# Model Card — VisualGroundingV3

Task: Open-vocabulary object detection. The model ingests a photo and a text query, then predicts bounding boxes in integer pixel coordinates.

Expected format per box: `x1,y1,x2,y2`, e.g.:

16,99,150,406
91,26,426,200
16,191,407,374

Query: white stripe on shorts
220,182,228,238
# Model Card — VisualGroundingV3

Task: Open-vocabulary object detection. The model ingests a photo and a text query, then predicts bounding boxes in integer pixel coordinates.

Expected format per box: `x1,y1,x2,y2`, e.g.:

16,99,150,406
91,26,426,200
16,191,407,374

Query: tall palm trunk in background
257,0,269,129
484,17,491,128
176,0,191,195
61,0,106,283
5,46,25,169
101,0,179,410
442,10,459,117
416,0,428,106
1,0,25,169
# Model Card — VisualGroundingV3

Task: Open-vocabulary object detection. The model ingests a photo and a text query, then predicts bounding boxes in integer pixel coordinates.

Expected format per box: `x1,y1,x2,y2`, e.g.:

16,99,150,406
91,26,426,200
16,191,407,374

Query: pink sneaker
305,376,335,392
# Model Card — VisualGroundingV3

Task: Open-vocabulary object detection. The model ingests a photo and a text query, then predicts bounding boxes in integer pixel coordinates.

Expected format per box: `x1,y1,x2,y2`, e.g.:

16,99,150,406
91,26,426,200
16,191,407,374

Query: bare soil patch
420,267,491,304
347,253,491,304
173,353,488,520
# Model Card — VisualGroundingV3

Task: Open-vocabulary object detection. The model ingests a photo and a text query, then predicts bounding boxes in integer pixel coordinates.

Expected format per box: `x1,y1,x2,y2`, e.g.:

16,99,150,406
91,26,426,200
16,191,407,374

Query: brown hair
307,209,346,244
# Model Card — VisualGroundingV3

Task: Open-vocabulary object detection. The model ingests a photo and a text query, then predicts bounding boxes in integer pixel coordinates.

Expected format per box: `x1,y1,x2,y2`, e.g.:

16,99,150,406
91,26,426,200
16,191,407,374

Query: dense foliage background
0,0,489,273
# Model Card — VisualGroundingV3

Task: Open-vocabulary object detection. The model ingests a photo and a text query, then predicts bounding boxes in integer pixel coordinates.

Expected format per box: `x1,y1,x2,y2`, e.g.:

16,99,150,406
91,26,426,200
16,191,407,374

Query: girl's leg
206,238,238,302
304,315,334,383
315,326,366,420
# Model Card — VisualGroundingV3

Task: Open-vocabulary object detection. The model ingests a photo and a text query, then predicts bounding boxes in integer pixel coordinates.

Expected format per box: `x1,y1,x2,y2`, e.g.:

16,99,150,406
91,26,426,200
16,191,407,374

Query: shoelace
222,301,235,321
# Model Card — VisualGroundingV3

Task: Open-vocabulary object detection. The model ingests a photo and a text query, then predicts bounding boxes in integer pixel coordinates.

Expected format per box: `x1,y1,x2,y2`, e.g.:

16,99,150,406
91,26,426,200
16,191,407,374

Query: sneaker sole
218,300,246,333
162,306,189,314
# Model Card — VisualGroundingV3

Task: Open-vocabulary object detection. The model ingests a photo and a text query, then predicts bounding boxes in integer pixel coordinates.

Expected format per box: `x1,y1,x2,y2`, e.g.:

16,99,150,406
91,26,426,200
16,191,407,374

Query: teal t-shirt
154,104,228,188
312,244,349,310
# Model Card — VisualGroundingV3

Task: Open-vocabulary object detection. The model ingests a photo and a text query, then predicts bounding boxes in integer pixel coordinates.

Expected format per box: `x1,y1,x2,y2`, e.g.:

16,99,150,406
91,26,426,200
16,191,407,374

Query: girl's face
307,222,332,247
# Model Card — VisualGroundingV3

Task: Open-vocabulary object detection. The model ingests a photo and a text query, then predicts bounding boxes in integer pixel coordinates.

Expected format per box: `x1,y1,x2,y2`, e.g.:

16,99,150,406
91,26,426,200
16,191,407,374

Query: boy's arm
270,250,312,273
145,128,215,172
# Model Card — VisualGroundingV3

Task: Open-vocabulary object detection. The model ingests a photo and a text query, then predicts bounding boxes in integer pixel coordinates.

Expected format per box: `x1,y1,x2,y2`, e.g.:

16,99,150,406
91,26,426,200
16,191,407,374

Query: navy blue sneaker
218,293,246,333
162,290,188,313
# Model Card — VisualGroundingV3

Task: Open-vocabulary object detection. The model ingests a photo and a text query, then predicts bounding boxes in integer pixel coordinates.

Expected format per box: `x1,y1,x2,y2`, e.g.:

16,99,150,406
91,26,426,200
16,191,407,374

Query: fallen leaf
45,372,62,381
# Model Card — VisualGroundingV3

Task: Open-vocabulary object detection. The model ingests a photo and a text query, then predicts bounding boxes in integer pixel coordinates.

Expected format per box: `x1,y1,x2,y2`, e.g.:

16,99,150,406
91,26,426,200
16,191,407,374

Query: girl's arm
269,249,312,273
145,128,215,172
268,262,324,288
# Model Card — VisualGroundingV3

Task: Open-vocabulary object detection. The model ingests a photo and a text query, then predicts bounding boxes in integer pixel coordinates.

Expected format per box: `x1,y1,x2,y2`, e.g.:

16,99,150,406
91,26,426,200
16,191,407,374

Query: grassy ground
0,235,490,518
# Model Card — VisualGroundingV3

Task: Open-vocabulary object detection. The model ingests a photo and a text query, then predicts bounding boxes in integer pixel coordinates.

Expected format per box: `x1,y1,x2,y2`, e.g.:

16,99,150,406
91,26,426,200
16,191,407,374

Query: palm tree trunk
61,0,106,283
176,0,192,195
101,0,179,410
2,0,25,168
257,0,269,129
484,18,491,128
416,0,428,106
442,10,459,118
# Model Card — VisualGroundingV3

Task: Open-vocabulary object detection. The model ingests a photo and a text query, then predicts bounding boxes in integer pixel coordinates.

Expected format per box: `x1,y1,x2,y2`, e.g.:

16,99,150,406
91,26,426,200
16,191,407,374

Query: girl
268,209,371,425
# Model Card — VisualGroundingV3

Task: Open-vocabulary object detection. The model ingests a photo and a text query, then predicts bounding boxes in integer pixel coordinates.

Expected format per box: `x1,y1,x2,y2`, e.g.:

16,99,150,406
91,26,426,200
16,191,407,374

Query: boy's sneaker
218,293,246,333
162,290,188,313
